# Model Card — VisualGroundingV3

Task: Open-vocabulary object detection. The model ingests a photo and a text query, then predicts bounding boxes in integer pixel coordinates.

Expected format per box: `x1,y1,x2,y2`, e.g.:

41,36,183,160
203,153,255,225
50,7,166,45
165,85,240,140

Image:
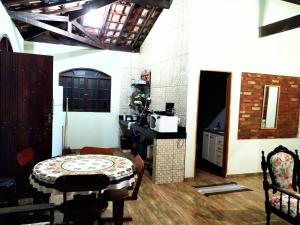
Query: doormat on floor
194,182,252,196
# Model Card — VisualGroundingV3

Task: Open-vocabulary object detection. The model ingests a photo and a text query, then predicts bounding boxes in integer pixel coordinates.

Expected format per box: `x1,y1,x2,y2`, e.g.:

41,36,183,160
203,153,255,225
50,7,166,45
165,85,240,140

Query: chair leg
266,211,271,225
113,200,124,225
264,203,271,225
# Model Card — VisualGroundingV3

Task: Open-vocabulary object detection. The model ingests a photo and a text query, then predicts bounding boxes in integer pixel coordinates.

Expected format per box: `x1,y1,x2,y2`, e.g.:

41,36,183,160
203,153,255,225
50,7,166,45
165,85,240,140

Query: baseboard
226,172,263,178
184,177,195,182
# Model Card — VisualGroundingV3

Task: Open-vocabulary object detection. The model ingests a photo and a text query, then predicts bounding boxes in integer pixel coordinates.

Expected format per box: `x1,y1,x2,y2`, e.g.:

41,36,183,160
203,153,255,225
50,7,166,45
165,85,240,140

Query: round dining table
30,154,137,195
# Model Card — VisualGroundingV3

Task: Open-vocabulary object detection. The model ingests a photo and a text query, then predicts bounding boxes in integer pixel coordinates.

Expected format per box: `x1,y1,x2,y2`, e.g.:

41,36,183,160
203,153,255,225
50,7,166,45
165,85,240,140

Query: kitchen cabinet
202,131,224,167
202,131,210,160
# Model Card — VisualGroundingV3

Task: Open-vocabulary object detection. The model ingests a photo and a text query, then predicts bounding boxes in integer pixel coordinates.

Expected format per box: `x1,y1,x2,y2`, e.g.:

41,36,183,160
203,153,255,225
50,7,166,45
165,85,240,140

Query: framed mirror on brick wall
238,72,300,139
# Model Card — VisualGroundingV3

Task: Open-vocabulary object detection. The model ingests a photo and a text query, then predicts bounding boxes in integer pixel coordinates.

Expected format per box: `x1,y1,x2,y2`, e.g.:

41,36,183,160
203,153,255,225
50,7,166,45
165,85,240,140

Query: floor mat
195,182,252,196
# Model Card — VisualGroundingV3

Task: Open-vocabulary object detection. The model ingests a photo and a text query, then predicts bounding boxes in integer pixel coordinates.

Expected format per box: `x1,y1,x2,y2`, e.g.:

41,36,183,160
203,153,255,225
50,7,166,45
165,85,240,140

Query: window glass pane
88,89,97,99
60,69,111,112
72,99,84,110
72,88,81,98
65,78,72,87
88,79,97,89
64,88,72,98
87,100,97,109
99,80,110,89
79,78,84,88
98,90,110,99
73,69,98,78
73,70,86,77
73,78,80,88
79,89,85,98
85,70,97,78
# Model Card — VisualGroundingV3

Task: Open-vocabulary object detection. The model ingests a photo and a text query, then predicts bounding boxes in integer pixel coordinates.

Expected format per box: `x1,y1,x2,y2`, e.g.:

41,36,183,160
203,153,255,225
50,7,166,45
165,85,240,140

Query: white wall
119,53,141,115
4,0,300,176
187,0,300,176
138,0,189,126
25,42,135,155
0,2,23,52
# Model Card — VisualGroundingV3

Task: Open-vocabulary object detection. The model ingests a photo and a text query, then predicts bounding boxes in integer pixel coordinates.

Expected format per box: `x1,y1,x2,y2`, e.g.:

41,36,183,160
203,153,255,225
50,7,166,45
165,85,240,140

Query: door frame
196,70,232,177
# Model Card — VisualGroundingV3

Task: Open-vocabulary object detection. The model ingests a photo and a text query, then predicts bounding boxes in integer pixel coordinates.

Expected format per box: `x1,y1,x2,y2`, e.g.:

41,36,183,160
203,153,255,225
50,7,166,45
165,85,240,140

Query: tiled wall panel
153,139,185,184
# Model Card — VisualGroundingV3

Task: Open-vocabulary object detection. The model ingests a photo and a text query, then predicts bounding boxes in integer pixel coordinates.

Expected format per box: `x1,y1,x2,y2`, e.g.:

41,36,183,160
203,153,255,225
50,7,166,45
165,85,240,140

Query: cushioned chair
54,174,110,225
80,146,114,155
261,145,300,225
102,154,145,225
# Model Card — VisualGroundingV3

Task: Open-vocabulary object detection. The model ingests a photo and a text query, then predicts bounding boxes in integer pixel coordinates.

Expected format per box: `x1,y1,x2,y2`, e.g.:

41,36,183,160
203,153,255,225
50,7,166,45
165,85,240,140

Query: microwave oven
150,114,179,133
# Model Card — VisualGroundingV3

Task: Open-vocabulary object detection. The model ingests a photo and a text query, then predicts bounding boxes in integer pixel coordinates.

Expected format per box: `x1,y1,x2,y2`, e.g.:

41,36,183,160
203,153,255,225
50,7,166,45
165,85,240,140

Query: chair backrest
80,147,113,155
262,145,299,191
17,147,35,167
55,174,110,224
54,174,110,193
130,154,145,200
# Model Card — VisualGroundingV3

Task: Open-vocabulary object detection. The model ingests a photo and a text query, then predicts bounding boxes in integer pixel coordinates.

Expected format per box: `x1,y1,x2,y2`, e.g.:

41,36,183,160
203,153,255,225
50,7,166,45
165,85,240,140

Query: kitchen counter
119,119,186,139
204,128,224,136
119,118,186,184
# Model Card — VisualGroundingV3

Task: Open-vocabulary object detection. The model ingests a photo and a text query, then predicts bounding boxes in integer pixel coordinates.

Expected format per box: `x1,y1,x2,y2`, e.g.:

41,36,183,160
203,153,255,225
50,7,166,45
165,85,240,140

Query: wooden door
0,51,53,179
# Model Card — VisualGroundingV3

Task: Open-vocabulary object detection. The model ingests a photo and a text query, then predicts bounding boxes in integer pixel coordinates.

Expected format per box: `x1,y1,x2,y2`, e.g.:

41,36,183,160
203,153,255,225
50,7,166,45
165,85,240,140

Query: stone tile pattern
153,139,185,184
238,72,300,139
118,0,189,127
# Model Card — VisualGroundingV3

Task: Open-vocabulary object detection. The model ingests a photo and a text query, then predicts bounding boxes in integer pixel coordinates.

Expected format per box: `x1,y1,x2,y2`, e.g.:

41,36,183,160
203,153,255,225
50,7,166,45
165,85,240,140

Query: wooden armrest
0,203,55,215
270,184,300,199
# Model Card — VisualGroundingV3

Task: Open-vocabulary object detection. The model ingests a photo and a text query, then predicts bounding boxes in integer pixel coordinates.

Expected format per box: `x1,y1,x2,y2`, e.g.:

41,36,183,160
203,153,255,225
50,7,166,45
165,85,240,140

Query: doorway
196,70,231,177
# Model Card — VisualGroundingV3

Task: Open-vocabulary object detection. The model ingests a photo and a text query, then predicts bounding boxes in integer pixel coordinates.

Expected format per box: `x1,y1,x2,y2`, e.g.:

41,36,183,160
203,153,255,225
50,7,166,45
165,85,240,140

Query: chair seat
104,188,129,201
270,194,300,218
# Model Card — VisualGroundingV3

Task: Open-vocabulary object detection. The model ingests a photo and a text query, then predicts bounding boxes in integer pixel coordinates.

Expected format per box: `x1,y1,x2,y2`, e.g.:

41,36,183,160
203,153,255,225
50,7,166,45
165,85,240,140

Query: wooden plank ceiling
3,0,173,52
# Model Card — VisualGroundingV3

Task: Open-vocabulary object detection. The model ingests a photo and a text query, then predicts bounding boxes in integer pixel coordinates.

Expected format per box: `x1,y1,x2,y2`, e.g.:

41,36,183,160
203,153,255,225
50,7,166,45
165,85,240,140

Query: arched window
0,36,13,52
59,68,111,112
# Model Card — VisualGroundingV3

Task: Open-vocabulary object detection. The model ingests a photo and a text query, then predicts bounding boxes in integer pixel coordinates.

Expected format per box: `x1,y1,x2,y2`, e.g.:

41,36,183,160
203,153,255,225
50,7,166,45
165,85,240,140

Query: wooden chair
261,145,300,224
0,147,54,224
16,147,36,199
0,147,35,207
54,174,110,225
80,146,114,155
102,154,145,225
0,203,55,225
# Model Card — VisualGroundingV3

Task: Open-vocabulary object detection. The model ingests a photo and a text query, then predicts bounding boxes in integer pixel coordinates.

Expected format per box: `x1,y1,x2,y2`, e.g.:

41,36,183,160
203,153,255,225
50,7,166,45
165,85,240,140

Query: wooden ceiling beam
8,10,103,48
67,0,117,21
259,14,300,37
8,11,69,22
131,0,173,9
6,0,83,11
21,26,47,40
115,3,135,45
132,7,155,47
282,0,300,5
71,20,101,44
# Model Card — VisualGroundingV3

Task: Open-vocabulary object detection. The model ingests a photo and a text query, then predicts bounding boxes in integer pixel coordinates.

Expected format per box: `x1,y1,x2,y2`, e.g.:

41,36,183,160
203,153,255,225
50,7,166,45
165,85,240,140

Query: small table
30,154,136,195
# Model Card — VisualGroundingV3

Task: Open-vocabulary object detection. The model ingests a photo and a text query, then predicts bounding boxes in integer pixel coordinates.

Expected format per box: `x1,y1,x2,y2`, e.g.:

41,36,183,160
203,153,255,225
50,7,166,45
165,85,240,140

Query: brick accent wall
238,72,300,139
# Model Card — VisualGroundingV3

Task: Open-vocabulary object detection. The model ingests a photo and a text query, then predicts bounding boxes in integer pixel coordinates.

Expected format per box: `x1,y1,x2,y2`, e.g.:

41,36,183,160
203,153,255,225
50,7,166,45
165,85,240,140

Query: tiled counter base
152,139,186,184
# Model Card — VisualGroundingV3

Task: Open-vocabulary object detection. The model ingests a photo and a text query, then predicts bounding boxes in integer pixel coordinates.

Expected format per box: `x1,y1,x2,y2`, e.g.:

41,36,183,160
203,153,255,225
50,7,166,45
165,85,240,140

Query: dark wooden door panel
0,51,53,181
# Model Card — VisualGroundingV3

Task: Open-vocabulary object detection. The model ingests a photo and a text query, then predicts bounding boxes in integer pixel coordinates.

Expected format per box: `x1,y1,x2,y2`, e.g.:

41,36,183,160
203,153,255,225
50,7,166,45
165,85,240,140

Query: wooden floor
99,150,290,225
